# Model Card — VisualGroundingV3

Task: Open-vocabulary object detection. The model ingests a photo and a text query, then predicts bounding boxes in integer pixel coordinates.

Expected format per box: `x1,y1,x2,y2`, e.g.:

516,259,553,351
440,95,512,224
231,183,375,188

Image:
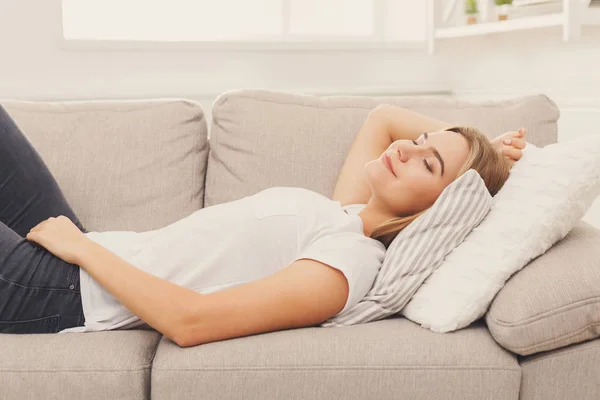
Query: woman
0,104,526,347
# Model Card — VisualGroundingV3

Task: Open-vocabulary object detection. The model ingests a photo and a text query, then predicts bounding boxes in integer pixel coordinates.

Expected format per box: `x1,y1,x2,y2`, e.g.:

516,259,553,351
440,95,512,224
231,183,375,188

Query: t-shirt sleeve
295,231,385,317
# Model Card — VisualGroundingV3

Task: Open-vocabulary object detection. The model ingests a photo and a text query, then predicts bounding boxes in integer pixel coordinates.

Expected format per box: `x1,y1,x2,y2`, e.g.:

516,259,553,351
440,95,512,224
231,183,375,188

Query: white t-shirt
58,187,385,334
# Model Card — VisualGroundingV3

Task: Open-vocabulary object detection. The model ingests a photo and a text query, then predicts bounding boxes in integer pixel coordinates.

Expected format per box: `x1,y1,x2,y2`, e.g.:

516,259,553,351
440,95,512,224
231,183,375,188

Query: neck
357,197,396,237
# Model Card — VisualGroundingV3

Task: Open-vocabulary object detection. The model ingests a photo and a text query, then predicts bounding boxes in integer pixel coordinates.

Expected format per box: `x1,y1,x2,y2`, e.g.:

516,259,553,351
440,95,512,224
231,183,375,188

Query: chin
365,160,389,182
364,162,378,183
370,181,397,206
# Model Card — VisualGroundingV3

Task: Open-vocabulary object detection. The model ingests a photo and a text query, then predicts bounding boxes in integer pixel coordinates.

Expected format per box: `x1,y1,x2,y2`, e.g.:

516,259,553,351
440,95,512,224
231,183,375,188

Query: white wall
0,1,446,105
2,0,600,228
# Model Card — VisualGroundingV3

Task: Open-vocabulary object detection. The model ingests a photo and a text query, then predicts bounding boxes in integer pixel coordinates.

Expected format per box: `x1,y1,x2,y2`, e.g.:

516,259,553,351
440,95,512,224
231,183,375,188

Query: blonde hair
370,126,510,248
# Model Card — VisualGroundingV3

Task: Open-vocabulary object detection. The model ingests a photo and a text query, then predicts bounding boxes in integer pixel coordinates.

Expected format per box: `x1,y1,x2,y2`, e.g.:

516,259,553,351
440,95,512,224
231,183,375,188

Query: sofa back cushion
1,99,209,232
486,220,600,356
206,89,559,206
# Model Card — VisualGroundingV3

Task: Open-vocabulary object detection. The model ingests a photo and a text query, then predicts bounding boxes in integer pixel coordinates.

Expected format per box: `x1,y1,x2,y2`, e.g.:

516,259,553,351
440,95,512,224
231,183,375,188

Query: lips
382,153,396,177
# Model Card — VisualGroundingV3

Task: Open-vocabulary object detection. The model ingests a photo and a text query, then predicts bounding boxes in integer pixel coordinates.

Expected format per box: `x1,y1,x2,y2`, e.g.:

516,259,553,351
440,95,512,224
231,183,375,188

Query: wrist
74,237,99,266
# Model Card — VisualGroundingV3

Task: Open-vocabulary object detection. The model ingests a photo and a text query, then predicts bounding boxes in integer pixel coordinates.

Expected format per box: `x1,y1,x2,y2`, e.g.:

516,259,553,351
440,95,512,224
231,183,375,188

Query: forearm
370,104,454,142
75,239,198,345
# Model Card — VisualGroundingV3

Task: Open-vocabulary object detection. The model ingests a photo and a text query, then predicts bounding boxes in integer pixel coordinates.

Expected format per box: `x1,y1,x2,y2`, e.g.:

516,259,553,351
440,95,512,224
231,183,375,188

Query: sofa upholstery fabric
519,338,600,400
0,331,161,400
151,319,520,400
1,99,209,232
206,89,559,207
487,221,600,355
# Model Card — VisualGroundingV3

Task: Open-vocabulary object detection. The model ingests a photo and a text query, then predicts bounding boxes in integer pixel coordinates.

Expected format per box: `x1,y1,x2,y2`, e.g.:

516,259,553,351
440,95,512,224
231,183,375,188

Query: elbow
369,104,389,119
175,336,192,348
370,103,403,118
171,326,190,348
174,326,197,348
173,312,201,348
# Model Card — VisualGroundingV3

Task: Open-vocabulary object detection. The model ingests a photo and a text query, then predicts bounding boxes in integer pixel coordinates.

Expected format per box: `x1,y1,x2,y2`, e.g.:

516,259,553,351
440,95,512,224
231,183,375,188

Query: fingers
503,137,527,149
501,128,527,148
506,127,527,139
25,231,38,242
32,220,47,230
502,147,522,161
30,224,42,232
29,216,56,232
514,138,527,149
511,127,526,138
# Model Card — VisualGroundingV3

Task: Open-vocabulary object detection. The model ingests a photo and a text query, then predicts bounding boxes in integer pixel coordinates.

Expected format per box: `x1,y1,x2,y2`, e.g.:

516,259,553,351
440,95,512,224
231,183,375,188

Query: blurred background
1,0,599,224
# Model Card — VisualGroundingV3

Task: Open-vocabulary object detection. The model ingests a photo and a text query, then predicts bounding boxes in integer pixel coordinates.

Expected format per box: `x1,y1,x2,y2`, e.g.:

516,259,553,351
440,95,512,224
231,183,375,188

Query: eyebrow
423,132,445,176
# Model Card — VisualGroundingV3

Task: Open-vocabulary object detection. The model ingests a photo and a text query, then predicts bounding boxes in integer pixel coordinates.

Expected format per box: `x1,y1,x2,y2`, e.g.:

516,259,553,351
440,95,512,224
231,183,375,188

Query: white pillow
320,169,492,327
401,134,600,333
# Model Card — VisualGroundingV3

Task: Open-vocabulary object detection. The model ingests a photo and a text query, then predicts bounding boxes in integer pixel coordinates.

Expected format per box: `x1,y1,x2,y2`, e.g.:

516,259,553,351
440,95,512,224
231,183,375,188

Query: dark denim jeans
0,105,88,334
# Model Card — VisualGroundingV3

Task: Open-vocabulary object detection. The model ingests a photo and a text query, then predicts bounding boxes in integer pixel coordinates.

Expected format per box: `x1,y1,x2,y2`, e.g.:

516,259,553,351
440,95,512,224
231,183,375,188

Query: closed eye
411,139,433,173
423,159,433,173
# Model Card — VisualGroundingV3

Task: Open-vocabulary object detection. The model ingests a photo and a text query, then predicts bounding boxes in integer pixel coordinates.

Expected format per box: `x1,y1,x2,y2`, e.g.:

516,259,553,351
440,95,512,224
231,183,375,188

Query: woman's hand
491,127,528,169
26,215,92,265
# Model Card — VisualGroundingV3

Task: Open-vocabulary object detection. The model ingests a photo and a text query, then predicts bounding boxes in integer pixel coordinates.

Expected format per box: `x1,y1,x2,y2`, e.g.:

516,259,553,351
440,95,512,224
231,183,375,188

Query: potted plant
495,0,513,21
465,0,479,24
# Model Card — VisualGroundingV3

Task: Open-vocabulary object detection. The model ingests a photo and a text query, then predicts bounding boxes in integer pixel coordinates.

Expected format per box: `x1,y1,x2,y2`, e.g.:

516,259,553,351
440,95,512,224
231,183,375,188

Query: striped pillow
320,169,492,327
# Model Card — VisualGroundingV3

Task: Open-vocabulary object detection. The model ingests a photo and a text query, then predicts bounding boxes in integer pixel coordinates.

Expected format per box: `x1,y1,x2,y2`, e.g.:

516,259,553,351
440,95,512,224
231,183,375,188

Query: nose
395,142,413,163
396,148,404,163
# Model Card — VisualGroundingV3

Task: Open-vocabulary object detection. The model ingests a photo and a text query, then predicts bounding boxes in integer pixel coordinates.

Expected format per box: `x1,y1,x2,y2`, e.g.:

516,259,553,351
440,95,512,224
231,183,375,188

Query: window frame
59,0,425,52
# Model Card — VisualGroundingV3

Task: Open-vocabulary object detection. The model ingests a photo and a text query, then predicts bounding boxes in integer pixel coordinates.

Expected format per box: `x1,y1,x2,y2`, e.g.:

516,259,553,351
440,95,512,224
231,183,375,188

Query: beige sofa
1,90,599,400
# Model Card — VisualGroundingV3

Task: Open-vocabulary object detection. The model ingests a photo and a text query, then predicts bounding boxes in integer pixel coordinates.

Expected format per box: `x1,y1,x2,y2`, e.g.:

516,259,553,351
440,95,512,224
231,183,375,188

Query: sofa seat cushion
1,99,209,232
486,221,600,356
206,89,558,207
0,330,161,400
519,338,600,400
151,318,520,400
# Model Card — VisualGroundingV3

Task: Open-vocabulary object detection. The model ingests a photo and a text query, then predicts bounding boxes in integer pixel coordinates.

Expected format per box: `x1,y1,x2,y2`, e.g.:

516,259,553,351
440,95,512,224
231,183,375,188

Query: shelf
427,0,600,54
435,13,563,38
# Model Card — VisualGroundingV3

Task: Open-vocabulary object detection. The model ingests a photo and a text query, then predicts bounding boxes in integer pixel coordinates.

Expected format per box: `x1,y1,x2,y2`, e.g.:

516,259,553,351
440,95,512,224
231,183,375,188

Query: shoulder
340,229,387,259
304,215,386,258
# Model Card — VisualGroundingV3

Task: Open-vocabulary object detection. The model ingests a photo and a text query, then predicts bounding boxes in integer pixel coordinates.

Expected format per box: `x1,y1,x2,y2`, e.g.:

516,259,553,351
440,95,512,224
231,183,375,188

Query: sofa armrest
486,220,600,356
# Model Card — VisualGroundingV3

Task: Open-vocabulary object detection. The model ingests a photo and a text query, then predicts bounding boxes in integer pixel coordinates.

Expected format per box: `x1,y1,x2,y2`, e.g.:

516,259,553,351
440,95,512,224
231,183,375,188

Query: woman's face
365,130,470,216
